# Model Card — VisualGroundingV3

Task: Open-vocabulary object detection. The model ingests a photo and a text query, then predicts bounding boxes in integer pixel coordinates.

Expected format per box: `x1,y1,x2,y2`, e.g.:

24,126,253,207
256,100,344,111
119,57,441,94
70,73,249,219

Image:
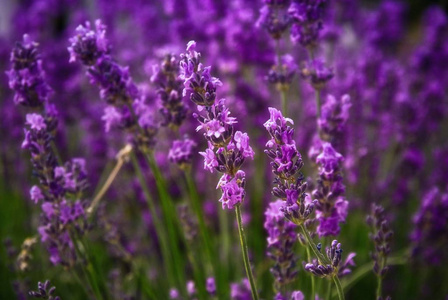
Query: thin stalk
376,274,382,300
306,247,315,300
332,275,345,300
315,90,322,120
130,153,175,290
187,246,208,300
299,225,330,265
235,205,259,300
219,205,230,297
145,152,187,296
326,279,332,300
184,170,220,292
87,144,132,215
50,141,63,165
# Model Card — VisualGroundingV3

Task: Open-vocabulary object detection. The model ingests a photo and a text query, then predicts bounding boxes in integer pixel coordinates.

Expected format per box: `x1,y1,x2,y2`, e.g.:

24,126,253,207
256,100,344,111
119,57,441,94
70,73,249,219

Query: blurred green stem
145,152,187,296
235,205,259,300
306,247,315,300
332,275,345,300
130,152,175,290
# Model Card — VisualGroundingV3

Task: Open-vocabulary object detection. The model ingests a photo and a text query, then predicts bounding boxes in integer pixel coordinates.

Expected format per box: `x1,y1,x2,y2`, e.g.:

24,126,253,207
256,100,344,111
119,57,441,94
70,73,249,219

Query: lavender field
0,0,447,299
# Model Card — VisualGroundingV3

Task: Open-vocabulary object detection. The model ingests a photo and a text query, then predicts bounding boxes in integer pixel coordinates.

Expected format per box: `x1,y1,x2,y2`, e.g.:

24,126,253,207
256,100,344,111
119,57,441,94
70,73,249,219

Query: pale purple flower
30,185,44,204
26,113,46,131
218,171,246,209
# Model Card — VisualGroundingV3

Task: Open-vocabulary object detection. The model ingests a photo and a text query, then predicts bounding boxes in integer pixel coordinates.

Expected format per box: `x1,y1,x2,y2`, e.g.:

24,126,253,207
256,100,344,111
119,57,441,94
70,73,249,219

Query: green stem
306,247,315,300
235,205,259,300
50,141,63,165
145,152,186,296
219,205,230,298
299,225,330,265
315,89,322,120
376,274,382,300
130,153,174,290
332,276,345,300
326,279,332,300
184,171,221,293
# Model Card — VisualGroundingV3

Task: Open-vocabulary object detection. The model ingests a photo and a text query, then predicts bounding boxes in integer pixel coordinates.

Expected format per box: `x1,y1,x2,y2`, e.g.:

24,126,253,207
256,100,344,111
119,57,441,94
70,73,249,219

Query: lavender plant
1,1,448,299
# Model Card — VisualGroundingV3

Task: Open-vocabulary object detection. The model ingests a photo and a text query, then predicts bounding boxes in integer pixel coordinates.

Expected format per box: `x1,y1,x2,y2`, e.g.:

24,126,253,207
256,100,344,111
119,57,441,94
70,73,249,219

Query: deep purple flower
206,277,216,295
6,34,52,107
28,280,60,300
264,200,298,290
230,279,252,300
169,138,197,167
318,94,351,146
288,0,327,49
68,20,109,66
304,239,350,278
267,54,298,90
312,142,348,237
300,59,333,90
257,5,292,40
410,188,448,265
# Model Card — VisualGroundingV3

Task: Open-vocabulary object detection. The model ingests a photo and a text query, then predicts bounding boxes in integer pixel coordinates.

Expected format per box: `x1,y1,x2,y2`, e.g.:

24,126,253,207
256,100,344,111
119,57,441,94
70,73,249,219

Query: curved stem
299,225,330,265
235,205,259,300
130,153,175,290
87,144,132,215
332,276,345,300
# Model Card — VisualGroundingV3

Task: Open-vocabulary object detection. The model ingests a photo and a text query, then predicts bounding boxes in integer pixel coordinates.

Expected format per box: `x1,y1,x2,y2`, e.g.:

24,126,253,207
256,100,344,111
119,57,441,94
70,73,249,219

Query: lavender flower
304,240,354,278
168,137,197,168
312,142,348,237
288,0,327,49
318,94,351,146
264,107,316,225
410,188,448,265
300,59,333,90
68,20,109,66
6,34,52,107
230,279,252,300
69,20,158,152
367,204,393,276
151,54,188,129
180,41,222,107
180,41,254,210
267,54,298,91
206,277,216,296
28,280,60,300
264,200,298,290
257,4,292,40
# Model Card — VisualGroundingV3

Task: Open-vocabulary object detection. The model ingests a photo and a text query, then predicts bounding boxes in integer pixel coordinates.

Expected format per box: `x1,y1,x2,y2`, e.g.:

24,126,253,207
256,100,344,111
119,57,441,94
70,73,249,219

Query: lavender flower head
305,240,354,278
151,54,188,129
300,59,333,90
367,204,393,278
318,94,351,144
312,142,348,237
168,137,197,168
288,0,327,49
180,41,222,107
180,41,254,210
6,34,52,107
264,200,298,290
410,188,448,264
29,280,60,300
264,107,317,225
257,4,292,40
267,54,298,91
68,20,109,66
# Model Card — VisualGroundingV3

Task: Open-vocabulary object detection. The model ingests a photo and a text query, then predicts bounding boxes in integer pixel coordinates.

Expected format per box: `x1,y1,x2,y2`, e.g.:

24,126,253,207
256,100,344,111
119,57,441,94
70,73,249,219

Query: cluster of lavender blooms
1,0,448,299
180,41,255,210
410,188,448,264
69,20,158,153
264,107,316,224
29,280,60,300
304,240,354,278
367,204,393,277
8,36,90,267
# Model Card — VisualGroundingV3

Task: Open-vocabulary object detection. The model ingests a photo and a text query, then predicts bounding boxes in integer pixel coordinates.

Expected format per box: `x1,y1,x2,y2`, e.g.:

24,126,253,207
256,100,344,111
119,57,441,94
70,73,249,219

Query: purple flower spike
7,34,52,108
305,239,352,278
68,20,109,66
313,142,348,237
169,138,197,168
264,200,298,290
300,59,333,90
181,41,254,210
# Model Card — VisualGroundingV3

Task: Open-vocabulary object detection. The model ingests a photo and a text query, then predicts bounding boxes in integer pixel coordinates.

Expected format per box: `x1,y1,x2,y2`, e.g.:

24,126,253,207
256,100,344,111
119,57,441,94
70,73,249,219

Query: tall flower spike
28,280,60,300
180,41,254,209
6,34,52,107
264,200,298,291
312,142,348,237
264,107,317,225
69,20,158,152
151,54,188,129
304,239,354,278
318,94,351,147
